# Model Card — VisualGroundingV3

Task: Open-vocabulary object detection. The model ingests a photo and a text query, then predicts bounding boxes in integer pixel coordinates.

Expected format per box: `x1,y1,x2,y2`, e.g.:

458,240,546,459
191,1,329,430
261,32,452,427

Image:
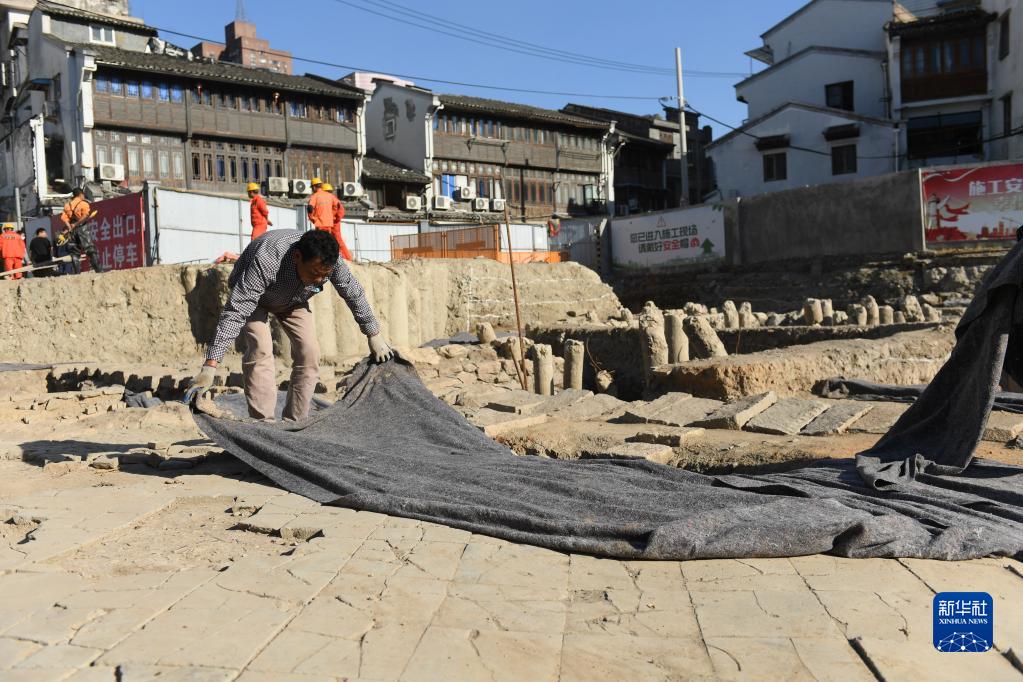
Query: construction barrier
391,224,565,263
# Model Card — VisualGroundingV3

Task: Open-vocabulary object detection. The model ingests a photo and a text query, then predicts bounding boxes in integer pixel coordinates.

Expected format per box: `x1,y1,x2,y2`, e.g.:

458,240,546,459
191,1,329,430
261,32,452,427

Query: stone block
621,393,723,427
683,316,727,359
982,411,1023,442
583,442,675,465
801,401,875,436
627,427,705,447
89,456,119,470
470,409,550,436
846,403,909,434
803,299,823,325
485,390,551,414
903,295,924,323
550,393,627,421
744,398,829,435
437,344,469,359
691,391,777,430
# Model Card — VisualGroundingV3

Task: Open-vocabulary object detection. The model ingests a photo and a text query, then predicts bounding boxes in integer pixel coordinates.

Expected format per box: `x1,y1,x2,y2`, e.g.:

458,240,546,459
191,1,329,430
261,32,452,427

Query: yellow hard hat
322,183,334,192
311,177,323,186
1,223,15,230
246,182,260,192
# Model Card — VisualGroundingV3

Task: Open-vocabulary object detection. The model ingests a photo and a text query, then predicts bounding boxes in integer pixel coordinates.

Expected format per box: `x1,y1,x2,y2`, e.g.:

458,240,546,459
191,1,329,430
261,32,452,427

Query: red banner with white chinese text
922,163,1023,244
52,192,147,271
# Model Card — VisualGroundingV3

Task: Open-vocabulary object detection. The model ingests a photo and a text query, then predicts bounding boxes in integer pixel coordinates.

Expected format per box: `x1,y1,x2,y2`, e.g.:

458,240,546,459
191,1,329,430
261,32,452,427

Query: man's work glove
182,364,216,405
368,334,394,364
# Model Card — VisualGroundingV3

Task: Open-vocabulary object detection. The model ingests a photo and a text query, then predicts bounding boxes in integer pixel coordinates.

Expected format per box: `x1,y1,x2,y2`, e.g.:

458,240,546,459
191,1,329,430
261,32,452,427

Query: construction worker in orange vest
321,183,353,261
0,223,26,278
247,182,272,241
60,188,104,274
306,177,333,232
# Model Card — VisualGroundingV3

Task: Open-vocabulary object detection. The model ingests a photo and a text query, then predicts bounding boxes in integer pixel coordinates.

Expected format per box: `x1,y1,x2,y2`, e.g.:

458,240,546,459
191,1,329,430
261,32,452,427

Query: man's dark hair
71,187,84,197
36,228,47,236
296,229,340,266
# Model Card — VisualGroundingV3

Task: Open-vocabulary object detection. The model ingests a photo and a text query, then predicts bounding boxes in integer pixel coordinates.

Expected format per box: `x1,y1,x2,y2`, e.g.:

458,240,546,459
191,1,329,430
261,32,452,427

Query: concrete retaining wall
737,170,925,264
0,260,620,366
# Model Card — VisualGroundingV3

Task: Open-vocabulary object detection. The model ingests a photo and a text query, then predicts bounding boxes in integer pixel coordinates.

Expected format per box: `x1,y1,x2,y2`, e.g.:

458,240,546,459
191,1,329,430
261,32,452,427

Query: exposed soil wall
650,328,955,400
0,259,619,365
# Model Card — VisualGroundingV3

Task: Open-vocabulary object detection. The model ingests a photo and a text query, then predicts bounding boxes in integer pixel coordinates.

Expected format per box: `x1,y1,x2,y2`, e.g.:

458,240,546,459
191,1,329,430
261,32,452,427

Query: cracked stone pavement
2,384,1022,680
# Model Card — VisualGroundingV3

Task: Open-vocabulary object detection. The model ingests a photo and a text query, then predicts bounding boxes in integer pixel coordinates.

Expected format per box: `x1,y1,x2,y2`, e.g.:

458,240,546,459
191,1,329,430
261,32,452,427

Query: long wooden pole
502,204,529,391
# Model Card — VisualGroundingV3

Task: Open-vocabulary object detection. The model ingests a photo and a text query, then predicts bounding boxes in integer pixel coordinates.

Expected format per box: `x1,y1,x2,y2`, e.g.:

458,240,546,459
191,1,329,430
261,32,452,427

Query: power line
335,0,747,78
331,0,671,75
685,101,1023,161
49,0,669,102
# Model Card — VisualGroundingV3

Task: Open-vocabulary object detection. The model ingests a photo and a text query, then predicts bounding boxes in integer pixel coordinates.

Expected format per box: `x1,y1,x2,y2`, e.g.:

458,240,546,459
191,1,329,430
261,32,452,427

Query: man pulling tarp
188,229,394,421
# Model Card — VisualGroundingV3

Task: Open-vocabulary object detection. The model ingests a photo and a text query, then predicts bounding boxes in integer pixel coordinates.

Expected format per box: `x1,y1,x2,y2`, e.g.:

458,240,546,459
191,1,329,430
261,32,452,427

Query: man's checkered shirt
205,229,380,362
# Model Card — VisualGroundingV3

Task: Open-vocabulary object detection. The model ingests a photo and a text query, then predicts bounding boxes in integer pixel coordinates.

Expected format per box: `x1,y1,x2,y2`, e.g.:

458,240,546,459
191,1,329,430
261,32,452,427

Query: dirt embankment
616,248,1004,313
0,259,620,365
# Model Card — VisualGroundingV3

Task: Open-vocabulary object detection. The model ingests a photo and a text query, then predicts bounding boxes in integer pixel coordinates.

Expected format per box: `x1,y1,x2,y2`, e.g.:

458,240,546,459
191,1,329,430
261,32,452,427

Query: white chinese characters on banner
52,192,146,271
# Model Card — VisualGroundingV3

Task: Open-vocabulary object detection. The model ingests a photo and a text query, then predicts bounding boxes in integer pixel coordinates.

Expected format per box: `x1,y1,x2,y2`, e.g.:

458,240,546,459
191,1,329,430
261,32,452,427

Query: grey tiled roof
439,94,608,130
72,43,362,98
39,1,158,34
362,152,430,185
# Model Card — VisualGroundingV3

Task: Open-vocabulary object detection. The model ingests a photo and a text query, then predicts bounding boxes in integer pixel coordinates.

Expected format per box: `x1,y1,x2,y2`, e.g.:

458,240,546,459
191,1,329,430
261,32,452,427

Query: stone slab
846,403,909,434
691,391,777,430
582,442,675,465
549,393,628,422
744,398,829,436
620,393,723,428
982,411,1023,442
627,427,705,447
469,409,550,437
485,390,550,414
801,401,875,436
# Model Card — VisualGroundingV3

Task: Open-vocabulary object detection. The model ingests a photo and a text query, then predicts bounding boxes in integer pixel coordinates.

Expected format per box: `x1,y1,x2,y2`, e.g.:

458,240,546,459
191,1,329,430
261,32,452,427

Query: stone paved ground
2,452,1022,682
2,351,1023,681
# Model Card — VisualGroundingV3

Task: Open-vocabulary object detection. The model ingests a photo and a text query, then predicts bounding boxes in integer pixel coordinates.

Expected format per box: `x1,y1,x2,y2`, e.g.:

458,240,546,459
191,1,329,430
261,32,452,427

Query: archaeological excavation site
2,249,1023,681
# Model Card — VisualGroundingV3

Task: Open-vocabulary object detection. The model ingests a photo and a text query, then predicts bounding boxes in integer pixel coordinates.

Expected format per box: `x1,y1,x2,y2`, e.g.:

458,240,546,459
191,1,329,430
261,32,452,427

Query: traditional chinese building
0,1,364,219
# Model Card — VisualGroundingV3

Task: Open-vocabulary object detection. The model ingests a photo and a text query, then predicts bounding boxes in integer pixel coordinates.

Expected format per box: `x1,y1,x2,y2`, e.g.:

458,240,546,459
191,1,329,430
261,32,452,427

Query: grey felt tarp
192,244,1023,561
816,378,1023,414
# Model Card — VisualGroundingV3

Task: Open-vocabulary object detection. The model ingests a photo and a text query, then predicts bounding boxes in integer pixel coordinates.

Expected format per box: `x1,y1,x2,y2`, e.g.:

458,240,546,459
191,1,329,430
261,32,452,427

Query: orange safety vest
250,194,270,239
307,189,334,229
61,197,91,229
0,231,25,258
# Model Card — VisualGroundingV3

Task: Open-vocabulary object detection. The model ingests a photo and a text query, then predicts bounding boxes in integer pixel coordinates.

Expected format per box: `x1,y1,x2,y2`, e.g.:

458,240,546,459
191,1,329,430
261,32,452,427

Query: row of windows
95,76,184,102
433,113,601,150
762,144,858,182
94,75,355,123
191,152,283,184
900,34,985,79
434,172,598,207
96,143,186,180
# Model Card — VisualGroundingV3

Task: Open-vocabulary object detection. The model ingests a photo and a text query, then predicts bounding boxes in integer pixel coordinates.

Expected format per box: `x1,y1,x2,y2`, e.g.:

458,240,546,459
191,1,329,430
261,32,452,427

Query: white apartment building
708,0,897,198
709,0,1021,198
888,0,1021,165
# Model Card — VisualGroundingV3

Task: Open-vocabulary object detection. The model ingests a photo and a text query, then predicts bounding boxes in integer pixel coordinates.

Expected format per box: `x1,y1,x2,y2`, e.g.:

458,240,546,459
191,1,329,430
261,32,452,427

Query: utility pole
675,47,690,207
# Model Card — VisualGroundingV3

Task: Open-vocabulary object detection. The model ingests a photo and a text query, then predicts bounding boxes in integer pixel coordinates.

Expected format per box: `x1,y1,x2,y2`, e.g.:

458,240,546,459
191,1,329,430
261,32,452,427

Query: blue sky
131,0,809,138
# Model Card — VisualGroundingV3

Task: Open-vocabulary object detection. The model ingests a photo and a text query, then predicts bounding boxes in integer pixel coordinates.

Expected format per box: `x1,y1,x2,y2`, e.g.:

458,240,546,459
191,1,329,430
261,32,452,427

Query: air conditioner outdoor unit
95,163,124,182
472,198,489,212
405,196,422,211
433,195,453,210
291,179,312,196
491,198,506,212
342,181,364,198
267,177,289,193
455,185,476,201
